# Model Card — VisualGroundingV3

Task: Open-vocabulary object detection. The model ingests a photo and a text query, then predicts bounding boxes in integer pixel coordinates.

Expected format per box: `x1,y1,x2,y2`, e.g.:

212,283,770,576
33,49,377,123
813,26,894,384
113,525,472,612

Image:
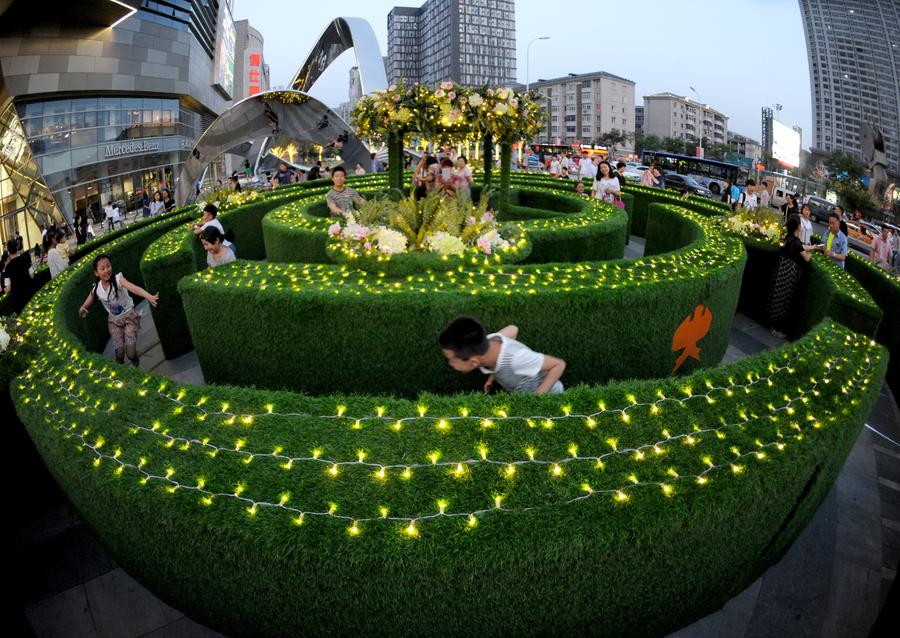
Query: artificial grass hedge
12,288,887,636
180,203,744,396
845,254,900,394
734,234,882,340
7,168,893,636
261,183,629,267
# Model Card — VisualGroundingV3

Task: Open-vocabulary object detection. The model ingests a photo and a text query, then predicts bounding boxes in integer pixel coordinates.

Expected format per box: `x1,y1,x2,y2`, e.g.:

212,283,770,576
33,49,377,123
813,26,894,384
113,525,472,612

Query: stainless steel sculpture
291,17,388,96
860,122,889,201
175,90,370,205
0,63,64,235
177,17,388,204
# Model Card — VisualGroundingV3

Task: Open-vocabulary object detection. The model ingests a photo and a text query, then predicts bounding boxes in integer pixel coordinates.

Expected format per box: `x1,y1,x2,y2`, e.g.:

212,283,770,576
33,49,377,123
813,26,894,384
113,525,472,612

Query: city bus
640,150,749,196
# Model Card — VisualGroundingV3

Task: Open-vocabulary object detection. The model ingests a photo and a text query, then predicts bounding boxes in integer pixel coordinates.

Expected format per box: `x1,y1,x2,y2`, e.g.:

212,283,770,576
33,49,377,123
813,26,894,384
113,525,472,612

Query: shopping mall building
0,0,242,246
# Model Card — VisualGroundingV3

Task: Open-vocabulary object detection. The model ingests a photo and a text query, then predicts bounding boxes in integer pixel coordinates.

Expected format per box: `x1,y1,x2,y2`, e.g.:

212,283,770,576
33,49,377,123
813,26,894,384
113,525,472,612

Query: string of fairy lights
21,346,876,536
7,166,888,540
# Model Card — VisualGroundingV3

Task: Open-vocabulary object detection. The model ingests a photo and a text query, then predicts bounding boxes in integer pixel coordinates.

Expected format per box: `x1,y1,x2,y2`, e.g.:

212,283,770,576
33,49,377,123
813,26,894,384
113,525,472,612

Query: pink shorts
108,310,141,350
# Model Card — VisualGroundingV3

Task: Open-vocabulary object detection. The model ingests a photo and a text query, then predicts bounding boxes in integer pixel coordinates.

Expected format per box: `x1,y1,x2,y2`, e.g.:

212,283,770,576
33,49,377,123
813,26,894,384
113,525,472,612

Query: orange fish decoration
671,304,713,375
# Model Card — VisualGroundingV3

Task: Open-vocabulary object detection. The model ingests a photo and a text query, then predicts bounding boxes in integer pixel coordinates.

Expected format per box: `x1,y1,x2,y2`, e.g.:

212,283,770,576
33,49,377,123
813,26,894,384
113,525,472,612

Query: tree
703,142,731,162
661,136,687,154
595,128,633,157
823,149,866,182
633,131,663,156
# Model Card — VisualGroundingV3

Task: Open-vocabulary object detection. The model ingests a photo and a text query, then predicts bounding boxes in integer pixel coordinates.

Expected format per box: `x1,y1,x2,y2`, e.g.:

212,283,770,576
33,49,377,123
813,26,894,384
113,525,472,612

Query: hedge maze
8,172,898,637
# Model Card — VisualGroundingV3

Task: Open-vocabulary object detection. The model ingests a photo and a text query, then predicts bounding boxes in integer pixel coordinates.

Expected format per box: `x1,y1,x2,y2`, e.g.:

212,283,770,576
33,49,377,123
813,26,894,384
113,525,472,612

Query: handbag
613,194,625,209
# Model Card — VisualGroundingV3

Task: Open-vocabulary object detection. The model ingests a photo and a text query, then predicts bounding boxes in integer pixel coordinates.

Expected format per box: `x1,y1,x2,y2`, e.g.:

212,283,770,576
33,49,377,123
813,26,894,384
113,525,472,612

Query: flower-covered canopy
351,82,546,145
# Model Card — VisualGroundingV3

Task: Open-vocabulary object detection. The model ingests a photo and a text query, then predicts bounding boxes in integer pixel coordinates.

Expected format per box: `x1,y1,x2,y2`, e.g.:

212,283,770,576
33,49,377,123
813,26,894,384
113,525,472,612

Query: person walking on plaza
736,180,758,210
889,226,900,274
79,254,158,367
162,189,175,211
614,162,628,189
274,162,294,187
766,216,812,338
815,213,848,268
720,179,734,206
149,191,165,216
591,160,620,203
453,155,473,199
756,180,771,209
780,193,799,218
141,191,151,218
549,154,560,177
578,151,596,181
559,153,570,179
799,204,813,244
46,230,69,279
104,202,116,232
653,165,666,189
2,239,35,314
833,205,849,236
641,165,658,187
869,226,892,270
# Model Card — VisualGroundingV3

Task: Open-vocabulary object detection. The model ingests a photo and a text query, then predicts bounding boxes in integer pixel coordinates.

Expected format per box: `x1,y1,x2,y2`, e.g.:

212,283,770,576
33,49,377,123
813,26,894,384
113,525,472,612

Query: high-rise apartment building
234,19,270,101
531,72,635,148
642,93,728,146
799,0,900,175
387,0,516,87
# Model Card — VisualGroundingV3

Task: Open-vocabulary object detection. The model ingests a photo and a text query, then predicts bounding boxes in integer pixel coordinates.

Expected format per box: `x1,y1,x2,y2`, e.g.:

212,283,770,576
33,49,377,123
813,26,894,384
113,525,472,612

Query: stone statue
860,122,888,201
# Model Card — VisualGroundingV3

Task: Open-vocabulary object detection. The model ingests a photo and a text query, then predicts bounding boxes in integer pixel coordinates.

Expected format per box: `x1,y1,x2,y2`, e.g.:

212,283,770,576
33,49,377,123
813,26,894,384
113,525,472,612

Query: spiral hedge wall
6,171,896,637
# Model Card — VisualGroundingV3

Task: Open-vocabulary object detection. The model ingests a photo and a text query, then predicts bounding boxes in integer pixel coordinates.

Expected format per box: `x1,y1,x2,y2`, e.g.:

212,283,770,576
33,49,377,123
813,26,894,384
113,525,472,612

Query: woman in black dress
2,239,36,314
766,216,812,338
780,193,799,218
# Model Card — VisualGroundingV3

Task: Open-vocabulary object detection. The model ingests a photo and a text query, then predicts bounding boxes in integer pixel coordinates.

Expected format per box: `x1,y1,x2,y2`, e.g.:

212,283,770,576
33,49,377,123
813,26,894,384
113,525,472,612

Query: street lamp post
525,36,550,93
689,86,704,157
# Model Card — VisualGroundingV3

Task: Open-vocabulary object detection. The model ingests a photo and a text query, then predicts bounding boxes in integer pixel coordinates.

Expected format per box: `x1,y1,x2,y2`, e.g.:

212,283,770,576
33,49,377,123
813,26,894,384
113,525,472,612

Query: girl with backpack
79,254,159,366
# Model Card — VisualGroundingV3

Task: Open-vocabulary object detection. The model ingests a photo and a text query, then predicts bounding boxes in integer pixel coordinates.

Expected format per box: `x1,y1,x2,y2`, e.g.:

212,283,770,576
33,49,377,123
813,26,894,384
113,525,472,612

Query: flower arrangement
351,82,546,146
195,188,261,213
723,208,783,243
327,190,518,259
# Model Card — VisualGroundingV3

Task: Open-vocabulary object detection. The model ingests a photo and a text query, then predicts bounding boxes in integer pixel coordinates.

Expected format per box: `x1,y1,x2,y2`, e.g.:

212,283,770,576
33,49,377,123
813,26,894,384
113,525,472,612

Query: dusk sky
233,0,813,147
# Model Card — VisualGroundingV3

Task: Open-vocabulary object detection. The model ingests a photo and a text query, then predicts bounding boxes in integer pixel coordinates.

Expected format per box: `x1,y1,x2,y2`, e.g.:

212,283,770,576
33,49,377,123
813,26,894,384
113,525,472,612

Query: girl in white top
79,254,159,366
592,160,620,202
453,155,473,199
46,230,69,278
149,191,165,215
799,204,814,244
200,226,237,268
549,156,560,177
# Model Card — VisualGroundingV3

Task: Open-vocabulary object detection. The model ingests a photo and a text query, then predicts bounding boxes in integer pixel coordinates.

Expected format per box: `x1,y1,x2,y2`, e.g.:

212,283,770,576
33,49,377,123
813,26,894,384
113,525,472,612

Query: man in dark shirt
833,205,849,237
274,162,294,187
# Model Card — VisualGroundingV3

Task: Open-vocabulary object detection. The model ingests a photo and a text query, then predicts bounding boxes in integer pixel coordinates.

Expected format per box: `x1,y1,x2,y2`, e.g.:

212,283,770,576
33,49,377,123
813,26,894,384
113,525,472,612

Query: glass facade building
387,0,516,87
15,96,203,222
0,1,235,243
799,0,900,176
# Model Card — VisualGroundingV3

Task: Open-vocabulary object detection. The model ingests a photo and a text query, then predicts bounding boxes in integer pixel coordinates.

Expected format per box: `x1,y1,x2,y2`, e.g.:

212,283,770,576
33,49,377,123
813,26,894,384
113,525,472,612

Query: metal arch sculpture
175,90,370,205
177,17,388,205
290,17,388,96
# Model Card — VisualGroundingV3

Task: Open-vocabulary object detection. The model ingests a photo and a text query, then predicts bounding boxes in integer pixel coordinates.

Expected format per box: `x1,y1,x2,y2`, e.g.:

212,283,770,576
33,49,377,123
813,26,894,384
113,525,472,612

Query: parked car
804,195,835,223
663,173,714,198
771,187,796,210
845,222,875,254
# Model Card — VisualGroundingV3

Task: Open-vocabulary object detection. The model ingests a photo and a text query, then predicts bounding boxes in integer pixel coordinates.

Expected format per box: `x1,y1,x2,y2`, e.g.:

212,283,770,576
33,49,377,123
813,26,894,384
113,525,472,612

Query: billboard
772,119,800,169
214,4,236,98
